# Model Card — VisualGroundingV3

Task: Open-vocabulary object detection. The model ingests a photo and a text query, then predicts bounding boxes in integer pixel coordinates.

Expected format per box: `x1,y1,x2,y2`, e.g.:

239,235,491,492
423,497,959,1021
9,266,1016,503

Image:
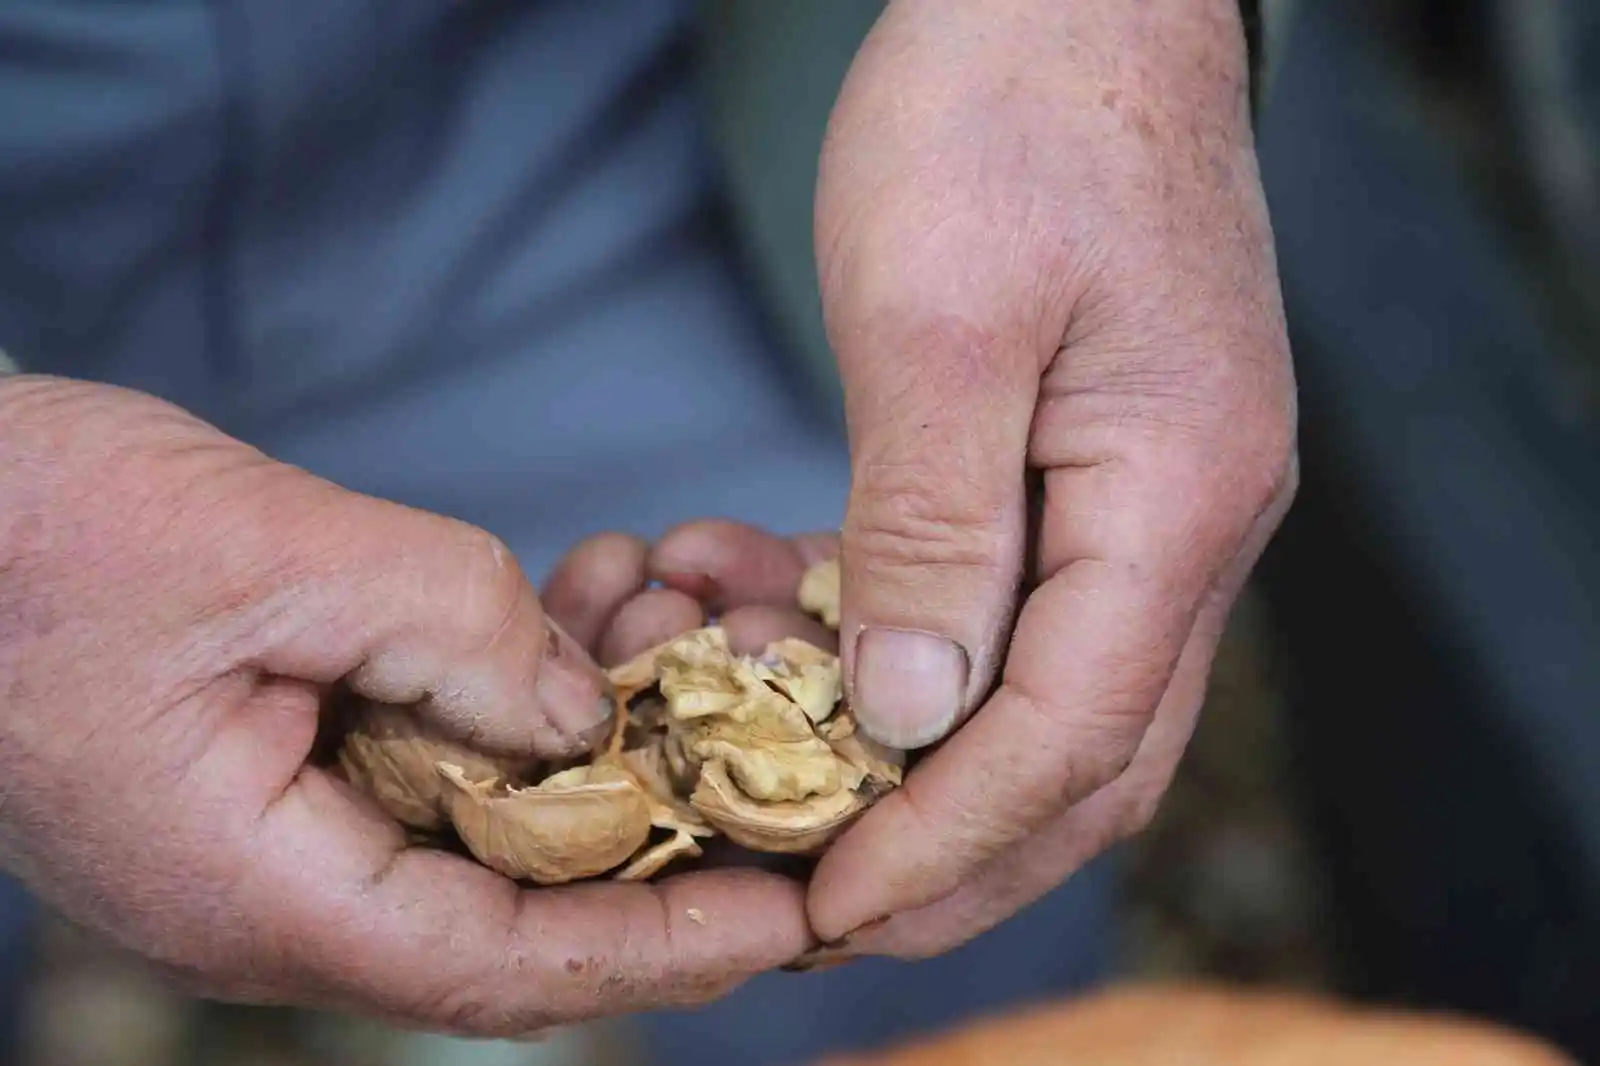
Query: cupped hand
803,0,1299,958
0,376,810,1035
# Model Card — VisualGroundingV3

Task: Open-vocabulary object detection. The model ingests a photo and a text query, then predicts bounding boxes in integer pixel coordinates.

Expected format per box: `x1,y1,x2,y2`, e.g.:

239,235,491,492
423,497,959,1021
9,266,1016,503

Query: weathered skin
810,0,1296,961
0,0,1294,1036
338,587,901,888
0,377,812,1035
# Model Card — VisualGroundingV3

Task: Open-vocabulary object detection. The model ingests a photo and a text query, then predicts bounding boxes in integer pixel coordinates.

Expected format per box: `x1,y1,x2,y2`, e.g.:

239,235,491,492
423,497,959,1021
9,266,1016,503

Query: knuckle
848,462,1010,580
1231,409,1299,517
1206,406,1293,493
1114,785,1167,841
1073,728,1146,805
458,523,517,583
1108,754,1184,843
451,524,531,647
1120,415,1296,576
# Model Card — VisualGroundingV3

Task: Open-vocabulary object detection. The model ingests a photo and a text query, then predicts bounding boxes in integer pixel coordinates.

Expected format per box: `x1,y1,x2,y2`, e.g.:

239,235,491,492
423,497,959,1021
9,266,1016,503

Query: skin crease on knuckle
848,462,1015,583
839,322,1029,584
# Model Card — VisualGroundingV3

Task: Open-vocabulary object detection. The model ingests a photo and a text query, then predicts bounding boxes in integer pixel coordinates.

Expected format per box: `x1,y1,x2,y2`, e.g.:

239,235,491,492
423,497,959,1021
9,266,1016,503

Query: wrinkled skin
0,378,815,1036
0,0,1296,1034
694,0,1295,961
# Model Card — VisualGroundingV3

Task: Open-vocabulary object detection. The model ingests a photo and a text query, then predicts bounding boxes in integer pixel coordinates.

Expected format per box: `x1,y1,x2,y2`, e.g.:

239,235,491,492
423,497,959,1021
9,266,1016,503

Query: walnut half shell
437,761,653,885
335,556,901,883
336,704,531,833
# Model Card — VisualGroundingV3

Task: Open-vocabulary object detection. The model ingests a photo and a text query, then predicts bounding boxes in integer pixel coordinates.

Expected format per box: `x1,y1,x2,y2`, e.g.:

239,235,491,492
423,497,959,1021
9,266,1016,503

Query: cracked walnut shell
335,556,899,884
336,704,532,834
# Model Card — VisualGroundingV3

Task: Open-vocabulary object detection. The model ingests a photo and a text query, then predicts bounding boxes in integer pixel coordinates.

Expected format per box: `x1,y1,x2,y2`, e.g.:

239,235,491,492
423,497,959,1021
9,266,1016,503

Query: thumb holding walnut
808,0,1297,958
0,375,811,1033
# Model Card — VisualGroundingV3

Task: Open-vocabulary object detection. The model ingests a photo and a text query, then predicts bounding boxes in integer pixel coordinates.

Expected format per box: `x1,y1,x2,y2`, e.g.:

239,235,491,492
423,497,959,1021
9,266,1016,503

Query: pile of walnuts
336,558,904,885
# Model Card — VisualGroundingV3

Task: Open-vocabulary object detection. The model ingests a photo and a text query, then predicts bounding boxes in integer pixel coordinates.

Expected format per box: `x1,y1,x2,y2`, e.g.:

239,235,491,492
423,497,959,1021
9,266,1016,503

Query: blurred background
2,0,1596,1062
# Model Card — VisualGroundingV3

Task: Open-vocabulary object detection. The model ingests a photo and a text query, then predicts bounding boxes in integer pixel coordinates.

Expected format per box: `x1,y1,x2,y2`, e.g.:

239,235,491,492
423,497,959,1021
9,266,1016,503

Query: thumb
255,484,613,758
831,317,1039,750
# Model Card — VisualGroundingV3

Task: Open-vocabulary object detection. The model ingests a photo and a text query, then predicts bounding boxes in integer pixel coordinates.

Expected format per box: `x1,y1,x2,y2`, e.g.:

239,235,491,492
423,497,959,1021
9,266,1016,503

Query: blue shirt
0,0,850,578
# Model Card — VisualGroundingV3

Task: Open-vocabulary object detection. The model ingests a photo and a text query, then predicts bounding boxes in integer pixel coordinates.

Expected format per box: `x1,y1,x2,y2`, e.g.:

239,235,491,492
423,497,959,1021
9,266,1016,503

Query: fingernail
537,619,614,746
853,628,969,749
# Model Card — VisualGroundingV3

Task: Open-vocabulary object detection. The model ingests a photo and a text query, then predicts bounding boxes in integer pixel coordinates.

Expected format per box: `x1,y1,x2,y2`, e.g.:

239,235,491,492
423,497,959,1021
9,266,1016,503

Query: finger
839,591,1225,959
540,532,650,650
256,493,611,759
194,721,812,1034
827,311,1041,750
719,605,838,657
807,562,1187,941
810,469,1295,947
650,521,837,611
599,588,706,666
807,460,1228,939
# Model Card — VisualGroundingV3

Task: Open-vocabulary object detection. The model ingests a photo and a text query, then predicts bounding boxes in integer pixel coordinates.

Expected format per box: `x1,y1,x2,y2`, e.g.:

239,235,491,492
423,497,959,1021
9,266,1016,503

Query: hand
806,0,1298,957
0,376,810,1035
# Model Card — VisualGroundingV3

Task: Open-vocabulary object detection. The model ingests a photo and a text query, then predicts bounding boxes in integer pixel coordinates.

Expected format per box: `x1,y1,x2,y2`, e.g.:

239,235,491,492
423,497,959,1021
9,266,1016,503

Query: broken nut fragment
337,704,531,833
437,761,654,885
797,556,841,628
612,624,901,857
334,555,901,884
